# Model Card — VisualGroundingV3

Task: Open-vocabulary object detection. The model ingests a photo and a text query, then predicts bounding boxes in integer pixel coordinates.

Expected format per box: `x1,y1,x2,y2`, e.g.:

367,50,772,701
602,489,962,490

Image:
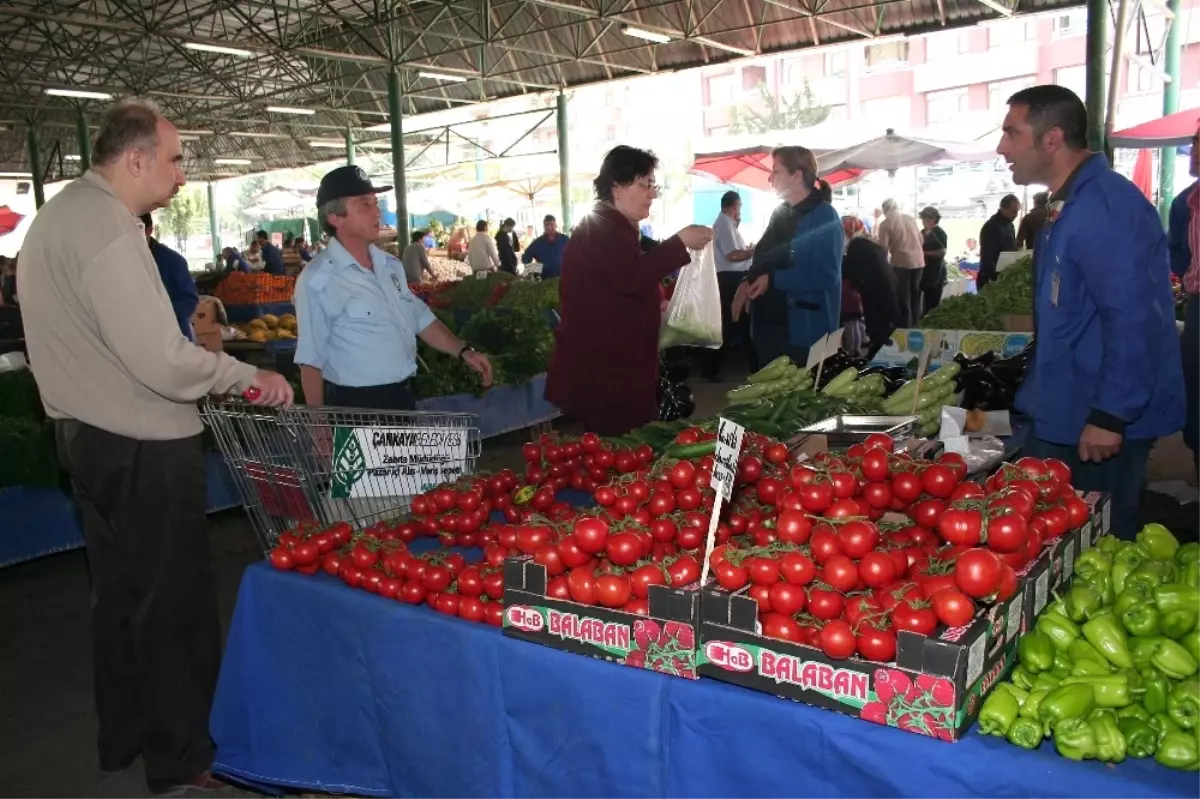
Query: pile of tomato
706,434,1090,663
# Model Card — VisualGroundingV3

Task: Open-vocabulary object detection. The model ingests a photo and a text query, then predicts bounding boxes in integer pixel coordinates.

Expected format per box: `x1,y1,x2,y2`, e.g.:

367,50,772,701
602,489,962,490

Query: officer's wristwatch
458,344,476,360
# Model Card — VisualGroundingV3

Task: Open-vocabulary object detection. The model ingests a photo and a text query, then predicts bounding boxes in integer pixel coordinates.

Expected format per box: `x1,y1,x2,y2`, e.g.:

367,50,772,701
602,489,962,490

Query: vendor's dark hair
475,219,488,232
1000,193,1021,211
772,145,831,203
1007,85,1088,150
411,230,425,243
720,190,741,209
594,145,658,203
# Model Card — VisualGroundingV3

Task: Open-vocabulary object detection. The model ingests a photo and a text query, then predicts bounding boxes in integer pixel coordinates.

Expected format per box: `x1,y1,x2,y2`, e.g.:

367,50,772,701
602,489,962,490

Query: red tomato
775,510,813,546
269,547,294,571
861,448,891,483
949,481,986,502
714,558,749,590
858,550,898,588
567,567,597,604
861,481,893,510
826,498,863,519
764,442,789,465
954,548,1003,599
836,520,880,559
1063,495,1090,530
779,551,816,585
937,452,968,481
797,481,834,513
755,477,784,506
532,544,565,576
594,574,633,608
482,570,505,600
863,433,895,453
911,499,947,530
988,486,1036,521
761,612,803,643
747,584,773,613
665,555,700,587
546,575,571,600
557,536,591,569
819,620,857,659
985,512,1029,553
939,508,983,547
829,470,859,499
606,533,642,567
920,464,958,499
856,624,897,662
737,455,763,484
996,564,1019,601
516,525,551,556
807,586,845,620
768,582,807,615
399,579,426,604
822,555,859,592
931,588,976,627
1014,457,1048,478
676,487,703,512
891,472,923,504
809,528,842,564
891,601,938,636
746,556,781,586
434,593,460,616
1043,458,1073,488
573,517,610,554
790,464,821,488
1037,506,1071,539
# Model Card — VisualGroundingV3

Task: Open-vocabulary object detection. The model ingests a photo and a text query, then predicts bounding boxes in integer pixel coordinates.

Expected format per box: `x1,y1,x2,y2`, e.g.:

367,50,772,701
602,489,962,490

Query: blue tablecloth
210,563,1194,799
417,374,559,438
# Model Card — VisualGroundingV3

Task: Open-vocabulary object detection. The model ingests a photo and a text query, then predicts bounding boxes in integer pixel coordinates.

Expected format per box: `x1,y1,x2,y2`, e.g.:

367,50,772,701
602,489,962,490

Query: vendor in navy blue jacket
521,214,569,279
1167,125,1199,471
997,85,1184,538
255,229,286,275
141,213,198,341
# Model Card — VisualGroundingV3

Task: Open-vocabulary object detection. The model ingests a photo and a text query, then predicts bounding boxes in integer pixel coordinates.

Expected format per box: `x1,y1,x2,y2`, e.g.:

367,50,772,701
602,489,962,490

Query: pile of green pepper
977,524,1199,770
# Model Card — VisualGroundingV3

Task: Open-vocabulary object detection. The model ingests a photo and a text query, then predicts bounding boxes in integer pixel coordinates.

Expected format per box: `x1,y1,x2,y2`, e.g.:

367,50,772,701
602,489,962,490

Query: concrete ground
0,364,1195,797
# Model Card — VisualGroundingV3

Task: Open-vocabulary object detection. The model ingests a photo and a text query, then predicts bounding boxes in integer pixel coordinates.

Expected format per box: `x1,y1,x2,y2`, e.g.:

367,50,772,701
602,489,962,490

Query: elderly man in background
468,219,500,274
522,214,570,279
17,98,292,795
978,194,1021,289
875,198,925,326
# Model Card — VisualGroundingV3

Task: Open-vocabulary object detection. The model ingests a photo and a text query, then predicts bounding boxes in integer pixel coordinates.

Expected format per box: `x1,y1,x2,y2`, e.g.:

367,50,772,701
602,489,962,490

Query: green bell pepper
1114,583,1155,617
1127,561,1176,596
1167,679,1199,731
1018,630,1055,673
1117,703,1152,722
1137,523,1180,561
1177,542,1200,567
1161,610,1198,640
1052,666,1072,682
1075,549,1113,582
1155,731,1200,770
1006,716,1044,749
1070,658,1112,676
978,684,1022,736
1065,582,1104,623
1120,602,1161,638
1031,672,1063,692
1068,639,1107,666
1083,572,1115,607
1182,630,1200,664
1039,683,1096,729
1183,560,1200,589
1045,598,1070,618
1118,717,1158,758
1098,536,1121,556
1053,650,1073,672
1151,712,1182,744
1061,674,1133,708
1151,639,1199,680
1154,582,1200,615
1131,636,1168,670
1010,665,1035,691
1142,667,1172,714
1021,688,1050,721
1088,708,1127,763
1038,613,1081,652
1052,718,1097,761
1082,613,1134,669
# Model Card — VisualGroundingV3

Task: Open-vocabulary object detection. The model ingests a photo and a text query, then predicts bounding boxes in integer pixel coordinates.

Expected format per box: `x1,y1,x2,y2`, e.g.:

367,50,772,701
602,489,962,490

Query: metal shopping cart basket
201,397,481,554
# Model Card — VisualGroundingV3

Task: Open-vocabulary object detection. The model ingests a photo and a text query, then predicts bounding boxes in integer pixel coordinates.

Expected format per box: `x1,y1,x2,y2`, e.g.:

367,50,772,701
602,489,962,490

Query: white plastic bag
659,244,722,349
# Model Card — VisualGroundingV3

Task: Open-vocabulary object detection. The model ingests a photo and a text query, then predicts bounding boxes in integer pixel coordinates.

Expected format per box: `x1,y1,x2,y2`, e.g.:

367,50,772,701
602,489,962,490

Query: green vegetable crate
502,556,702,679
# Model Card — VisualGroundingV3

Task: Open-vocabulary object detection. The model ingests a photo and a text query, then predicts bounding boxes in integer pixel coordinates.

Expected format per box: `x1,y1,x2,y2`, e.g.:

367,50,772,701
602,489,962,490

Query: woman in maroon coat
546,146,713,435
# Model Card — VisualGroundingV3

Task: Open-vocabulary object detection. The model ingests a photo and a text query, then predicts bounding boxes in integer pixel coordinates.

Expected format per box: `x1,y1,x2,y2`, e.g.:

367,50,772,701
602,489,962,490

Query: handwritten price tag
702,417,745,587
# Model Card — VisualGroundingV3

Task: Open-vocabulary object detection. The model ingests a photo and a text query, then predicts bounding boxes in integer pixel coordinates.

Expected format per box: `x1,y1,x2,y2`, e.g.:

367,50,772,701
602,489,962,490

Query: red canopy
0,205,22,236
1110,108,1199,149
1131,149,1153,200
690,146,863,192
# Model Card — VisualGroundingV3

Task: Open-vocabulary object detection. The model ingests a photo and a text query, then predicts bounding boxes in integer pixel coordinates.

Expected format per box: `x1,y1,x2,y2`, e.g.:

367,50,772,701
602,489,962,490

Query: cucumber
925,361,961,387
663,440,717,459
747,356,792,384
822,367,859,395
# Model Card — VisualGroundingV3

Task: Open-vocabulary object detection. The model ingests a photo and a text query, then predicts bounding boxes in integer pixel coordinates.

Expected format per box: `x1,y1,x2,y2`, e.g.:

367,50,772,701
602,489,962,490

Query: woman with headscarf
919,205,948,316
842,216,902,360
546,145,713,435
733,145,842,365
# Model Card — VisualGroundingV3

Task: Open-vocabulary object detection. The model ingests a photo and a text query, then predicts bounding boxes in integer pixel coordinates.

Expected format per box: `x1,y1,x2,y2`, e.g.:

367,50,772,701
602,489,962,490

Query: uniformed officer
295,166,493,410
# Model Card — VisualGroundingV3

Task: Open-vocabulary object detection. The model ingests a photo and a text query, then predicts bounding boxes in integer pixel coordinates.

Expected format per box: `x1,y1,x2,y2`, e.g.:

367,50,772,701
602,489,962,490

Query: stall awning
1110,109,1200,149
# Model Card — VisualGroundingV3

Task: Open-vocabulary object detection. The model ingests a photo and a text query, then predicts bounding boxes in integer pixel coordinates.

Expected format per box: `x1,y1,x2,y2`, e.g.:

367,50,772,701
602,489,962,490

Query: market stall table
209,563,1195,799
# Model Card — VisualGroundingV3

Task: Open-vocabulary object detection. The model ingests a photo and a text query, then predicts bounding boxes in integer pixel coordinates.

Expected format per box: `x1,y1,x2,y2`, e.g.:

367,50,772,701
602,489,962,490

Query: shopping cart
201,397,481,554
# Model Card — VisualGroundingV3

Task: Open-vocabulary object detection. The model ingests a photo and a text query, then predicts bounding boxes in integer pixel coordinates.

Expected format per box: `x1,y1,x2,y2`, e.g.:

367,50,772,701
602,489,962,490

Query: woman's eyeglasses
634,179,660,193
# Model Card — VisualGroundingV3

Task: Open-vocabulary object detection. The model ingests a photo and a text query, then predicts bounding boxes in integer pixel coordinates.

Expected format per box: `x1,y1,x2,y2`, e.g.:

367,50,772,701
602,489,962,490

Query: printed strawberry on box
502,557,702,679
697,582,1026,741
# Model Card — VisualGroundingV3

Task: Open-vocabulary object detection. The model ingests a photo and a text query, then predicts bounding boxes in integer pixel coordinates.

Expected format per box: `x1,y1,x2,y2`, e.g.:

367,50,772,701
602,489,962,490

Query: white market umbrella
817,128,1000,176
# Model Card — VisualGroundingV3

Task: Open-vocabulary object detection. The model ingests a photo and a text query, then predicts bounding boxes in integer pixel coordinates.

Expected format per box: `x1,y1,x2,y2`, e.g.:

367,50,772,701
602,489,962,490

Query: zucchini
663,440,717,459
822,367,859,395
887,378,921,405
726,384,769,405
746,356,792,384
919,419,940,438
925,361,961,386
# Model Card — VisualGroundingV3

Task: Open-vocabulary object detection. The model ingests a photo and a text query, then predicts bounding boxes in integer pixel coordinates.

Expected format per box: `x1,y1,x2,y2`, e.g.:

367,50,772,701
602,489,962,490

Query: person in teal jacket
771,192,844,364
997,84,1184,539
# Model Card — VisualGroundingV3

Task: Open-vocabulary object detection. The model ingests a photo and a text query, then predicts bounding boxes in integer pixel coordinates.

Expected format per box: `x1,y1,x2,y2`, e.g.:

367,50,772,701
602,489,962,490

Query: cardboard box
698,582,1026,741
1000,314,1034,333
1018,491,1112,627
191,296,225,353
502,557,702,678
870,329,1034,371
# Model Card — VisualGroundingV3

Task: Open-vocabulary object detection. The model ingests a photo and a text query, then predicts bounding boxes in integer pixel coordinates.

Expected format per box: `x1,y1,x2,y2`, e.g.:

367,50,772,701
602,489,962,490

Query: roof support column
345,127,356,167
1159,0,1183,223
27,126,45,209
556,91,571,229
388,69,409,246
208,181,220,262
76,109,91,171
1085,0,1108,154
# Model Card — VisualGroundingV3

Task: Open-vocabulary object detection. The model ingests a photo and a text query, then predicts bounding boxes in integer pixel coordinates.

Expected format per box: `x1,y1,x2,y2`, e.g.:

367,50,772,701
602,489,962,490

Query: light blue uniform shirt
294,237,437,387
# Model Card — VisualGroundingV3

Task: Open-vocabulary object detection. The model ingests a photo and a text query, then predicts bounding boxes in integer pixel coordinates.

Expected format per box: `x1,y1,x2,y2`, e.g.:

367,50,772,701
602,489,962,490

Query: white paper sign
805,332,829,370
330,426,469,499
709,417,746,502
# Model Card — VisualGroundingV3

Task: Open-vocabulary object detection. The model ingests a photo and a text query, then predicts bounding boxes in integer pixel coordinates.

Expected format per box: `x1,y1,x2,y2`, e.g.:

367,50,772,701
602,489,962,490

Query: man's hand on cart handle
463,350,494,388
244,370,294,407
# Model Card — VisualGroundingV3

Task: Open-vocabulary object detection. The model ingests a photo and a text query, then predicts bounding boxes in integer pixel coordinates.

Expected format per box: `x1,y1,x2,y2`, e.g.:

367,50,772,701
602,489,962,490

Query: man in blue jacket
141,214,198,341
521,214,569,279
256,229,286,275
1167,125,1199,471
997,85,1184,538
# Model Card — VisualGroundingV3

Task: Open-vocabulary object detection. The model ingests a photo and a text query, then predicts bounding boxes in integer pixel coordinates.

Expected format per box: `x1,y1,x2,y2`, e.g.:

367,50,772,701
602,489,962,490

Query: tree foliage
730,80,830,135
158,187,203,251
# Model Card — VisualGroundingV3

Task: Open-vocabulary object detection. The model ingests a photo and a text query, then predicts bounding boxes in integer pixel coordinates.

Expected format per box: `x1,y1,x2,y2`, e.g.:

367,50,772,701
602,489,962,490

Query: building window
1053,11,1084,36
1132,64,1158,94
989,21,1032,48
706,73,736,106
742,65,767,91
925,30,967,60
1054,65,1087,99
864,41,908,70
988,77,1035,110
926,89,968,124
862,96,912,124
825,50,847,77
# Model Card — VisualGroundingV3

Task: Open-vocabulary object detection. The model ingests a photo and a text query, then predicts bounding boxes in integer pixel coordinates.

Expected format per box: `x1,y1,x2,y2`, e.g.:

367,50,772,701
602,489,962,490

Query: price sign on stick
808,327,845,390
701,417,745,587
909,331,945,415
